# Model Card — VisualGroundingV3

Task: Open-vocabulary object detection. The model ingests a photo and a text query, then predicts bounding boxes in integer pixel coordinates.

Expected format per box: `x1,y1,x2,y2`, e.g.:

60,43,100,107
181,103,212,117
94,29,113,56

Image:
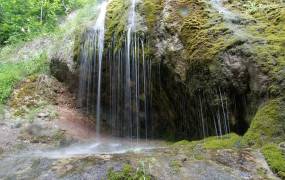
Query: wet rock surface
0,138,279,180
0,74,280,180
47,0,285,141
0,103,278,180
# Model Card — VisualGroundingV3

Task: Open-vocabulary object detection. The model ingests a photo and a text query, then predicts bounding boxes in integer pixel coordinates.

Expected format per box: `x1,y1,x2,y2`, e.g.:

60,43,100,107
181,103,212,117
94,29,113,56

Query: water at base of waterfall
31,138,162,159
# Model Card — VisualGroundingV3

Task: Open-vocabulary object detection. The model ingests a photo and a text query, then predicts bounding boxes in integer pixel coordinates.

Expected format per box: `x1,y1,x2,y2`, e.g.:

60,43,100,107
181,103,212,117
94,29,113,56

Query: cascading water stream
78,0,152,141
126,0,136,141
95,1,108,138
78,0,109,137
108,0,152,141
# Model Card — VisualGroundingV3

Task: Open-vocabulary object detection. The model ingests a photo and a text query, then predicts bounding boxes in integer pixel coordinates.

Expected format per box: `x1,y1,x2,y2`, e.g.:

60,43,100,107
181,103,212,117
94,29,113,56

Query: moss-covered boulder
242,98,285,147
261,144,285,179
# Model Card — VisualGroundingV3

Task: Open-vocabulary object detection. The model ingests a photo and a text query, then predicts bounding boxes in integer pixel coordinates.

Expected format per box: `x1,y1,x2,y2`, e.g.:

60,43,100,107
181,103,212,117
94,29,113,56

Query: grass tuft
107,163,152,180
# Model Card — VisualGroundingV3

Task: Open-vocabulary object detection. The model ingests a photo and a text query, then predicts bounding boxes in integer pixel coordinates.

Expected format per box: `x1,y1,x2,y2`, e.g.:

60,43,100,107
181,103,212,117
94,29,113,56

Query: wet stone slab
0,141,279,180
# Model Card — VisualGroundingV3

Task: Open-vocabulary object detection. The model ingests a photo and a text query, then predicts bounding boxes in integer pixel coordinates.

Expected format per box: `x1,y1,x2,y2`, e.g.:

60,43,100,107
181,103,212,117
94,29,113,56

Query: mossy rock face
145,0,285,139
261,144,285,179
242,98,285,147
104,0,148,50
140,0,163,32
221,0,285,96
105,0,128,44
178,0,237,63
49,0,284,140
173,133,241,150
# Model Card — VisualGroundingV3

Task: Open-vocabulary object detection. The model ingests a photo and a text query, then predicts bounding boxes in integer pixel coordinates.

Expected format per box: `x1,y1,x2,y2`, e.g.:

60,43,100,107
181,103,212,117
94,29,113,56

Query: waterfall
124,0,137,140
78,1,109,137
77,0,231,141
108,0,152,140
95,1,108,137
78,0,152,140
126,0,136,140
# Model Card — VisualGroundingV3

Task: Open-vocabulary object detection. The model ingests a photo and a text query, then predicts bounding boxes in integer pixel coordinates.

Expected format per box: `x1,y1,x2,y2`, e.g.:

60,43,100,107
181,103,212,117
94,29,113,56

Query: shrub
0,54,48,103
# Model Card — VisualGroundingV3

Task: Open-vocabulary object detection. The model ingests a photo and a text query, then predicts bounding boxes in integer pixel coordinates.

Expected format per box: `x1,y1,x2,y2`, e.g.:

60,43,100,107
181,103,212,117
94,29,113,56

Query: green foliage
242,99,285,147
107,164,152,180
0,54,48,103
52,0,101,64
261,144,285,178
0,0,87,45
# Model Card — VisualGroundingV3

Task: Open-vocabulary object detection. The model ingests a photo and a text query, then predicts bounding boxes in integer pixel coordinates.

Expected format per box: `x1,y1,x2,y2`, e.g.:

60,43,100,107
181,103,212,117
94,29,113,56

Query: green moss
148,0,240,75
203,134,241,149
107,164,151,180
173,133,241,150
175,0,234,63
73,29,84,63
105,0,129,49
242,99,285,147
141,0,163,31
171,134,241,162
261,144,285,179
174,140,191,146
224,0,285,95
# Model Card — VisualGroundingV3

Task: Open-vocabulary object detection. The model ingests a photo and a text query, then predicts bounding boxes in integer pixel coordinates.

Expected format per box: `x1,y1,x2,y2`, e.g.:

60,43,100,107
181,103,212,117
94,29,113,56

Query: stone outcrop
50,0,285,141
